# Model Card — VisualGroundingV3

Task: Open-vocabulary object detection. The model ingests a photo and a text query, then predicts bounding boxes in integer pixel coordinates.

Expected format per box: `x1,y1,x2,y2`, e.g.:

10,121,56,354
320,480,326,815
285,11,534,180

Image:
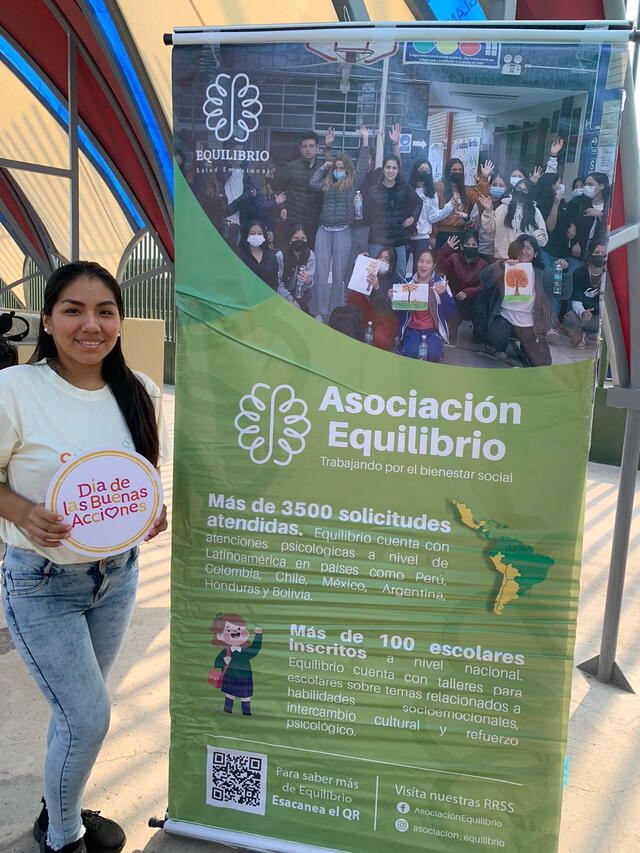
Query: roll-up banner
168,24,626,853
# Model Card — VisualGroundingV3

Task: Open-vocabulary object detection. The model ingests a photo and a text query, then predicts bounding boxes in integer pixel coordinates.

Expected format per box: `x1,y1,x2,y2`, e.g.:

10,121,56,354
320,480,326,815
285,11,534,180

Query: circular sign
459,43,481,57
46,447,163,558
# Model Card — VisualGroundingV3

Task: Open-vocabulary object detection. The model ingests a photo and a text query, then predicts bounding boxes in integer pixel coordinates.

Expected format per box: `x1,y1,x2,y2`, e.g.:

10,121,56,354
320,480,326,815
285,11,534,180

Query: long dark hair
31,261,160,466
534,172,561,220
504,181,539,233
409,160,436,198
282,223,311,287
442,158,466,201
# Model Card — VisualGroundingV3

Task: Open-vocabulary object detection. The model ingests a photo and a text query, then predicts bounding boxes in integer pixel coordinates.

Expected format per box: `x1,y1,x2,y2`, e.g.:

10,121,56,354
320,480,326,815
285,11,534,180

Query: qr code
206,746,267,815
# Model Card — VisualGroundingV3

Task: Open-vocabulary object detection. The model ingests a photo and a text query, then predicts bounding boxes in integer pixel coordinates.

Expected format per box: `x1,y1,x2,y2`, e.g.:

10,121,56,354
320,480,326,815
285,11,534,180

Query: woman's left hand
403,217,415,228
456,291,467,301
145,504,168,541
585,208,603,219
433,281,446,294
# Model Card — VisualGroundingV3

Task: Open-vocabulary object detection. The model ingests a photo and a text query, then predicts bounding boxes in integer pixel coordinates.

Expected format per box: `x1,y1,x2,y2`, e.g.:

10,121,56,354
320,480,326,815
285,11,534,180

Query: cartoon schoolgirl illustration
208,613,263,715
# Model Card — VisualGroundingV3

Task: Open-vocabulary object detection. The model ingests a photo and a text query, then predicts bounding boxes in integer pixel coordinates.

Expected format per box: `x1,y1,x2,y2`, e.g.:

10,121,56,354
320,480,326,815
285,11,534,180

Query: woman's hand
325,127,335,147
274,192,286,204
557,259,569,270
433,279,447,295
358,125,369,145
297,268,312,284
550,137,565,157
480,160,494,178
323,161,332,170
402,217,415,228
366,270,378,289
446,235,460,249
529,166,543,184
505,258,519,266
291,299,303,310
585,208,603,219
455,291,467,301
388,123,401,145
22,503,71,548
477,194,493,211
145,504,168,541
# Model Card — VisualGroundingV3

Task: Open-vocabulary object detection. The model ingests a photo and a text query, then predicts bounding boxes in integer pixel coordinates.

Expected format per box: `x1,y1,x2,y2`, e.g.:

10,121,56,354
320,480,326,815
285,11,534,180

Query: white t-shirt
0,360,170,562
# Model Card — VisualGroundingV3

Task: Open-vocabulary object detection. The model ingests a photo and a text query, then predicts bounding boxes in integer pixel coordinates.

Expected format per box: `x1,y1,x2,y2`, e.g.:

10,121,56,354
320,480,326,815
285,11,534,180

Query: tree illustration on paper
402,282,419,304
505,266,529,297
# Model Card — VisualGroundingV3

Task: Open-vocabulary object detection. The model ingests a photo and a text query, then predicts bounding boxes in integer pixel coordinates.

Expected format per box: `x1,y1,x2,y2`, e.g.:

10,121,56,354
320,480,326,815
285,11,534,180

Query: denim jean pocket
3,549,53,596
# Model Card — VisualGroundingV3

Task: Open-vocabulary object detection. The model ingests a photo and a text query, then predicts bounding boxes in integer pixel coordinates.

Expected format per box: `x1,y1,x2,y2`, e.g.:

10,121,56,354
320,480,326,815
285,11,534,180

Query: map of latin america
454,500,554,614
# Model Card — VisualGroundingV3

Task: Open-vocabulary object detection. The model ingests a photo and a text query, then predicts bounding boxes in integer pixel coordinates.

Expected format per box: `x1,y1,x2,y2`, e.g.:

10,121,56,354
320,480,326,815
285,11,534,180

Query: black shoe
40,836,87,853
34,799,126,853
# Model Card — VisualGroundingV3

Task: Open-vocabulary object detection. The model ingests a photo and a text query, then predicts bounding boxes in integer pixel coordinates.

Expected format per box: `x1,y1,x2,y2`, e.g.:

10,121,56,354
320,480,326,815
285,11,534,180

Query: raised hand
550,137,565,157
325,126,335,147
274,192,286,204
358,125,370,144
388,123,401,144
447,235,460,249
477,194,493,211
529,166,543,184
480,160,494,178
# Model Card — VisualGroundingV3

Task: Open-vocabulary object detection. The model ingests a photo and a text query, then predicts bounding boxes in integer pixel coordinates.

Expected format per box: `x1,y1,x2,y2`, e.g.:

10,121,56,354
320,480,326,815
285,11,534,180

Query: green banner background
169,162,592,850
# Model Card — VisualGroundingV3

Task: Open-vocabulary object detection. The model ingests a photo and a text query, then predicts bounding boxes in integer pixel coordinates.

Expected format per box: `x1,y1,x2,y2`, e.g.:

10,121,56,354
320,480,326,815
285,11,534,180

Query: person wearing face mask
367,155,422,282
309,125,371,323
562,244,605,347
275,224,316,312
565,172,610,259
475,235,552,366
347,247,401,350
506,137,565,194
238,221,279,292
437,232,488,344
407,159,454,266
433,157,493,247
470,174,507,262
481,178,548,260
570,177,585,198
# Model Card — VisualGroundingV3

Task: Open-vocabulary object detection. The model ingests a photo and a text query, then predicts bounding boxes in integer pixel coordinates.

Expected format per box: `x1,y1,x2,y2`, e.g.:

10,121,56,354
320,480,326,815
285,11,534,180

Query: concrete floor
1,387,638,853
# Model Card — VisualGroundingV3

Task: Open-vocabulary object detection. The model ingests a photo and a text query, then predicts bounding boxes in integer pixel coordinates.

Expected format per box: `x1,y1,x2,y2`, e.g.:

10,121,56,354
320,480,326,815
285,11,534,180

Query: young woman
481,177,548,260
470,173,507,263
433,157,492,247
397,249,456,362
562,243,605,347
228,162,286,240
475,235,552,366
564,171,610,259
534,172,568,262
309,125,370,322
367,154,422,282
407,160,453,265
347,247,401,350
275,224,316,312
0,262,169,853
436,232,487,343
238,221,280,292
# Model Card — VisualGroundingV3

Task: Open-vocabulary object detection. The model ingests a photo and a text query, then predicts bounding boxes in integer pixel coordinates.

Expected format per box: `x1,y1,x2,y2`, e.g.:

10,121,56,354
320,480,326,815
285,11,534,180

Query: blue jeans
401,327,445,362
1,546,139,849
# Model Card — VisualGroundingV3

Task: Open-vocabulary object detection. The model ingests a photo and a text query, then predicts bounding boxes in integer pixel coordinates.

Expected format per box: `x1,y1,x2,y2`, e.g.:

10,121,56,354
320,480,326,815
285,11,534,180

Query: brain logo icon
203,73,262,143
235,383,311,466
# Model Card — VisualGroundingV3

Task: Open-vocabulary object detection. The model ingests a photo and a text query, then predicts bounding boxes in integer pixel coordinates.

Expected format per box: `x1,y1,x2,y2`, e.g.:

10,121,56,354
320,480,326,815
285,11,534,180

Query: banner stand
165,19,631,853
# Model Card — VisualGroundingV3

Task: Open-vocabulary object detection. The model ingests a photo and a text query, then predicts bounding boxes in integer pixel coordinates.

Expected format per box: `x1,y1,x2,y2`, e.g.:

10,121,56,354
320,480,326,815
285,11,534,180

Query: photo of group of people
174,37,623,368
